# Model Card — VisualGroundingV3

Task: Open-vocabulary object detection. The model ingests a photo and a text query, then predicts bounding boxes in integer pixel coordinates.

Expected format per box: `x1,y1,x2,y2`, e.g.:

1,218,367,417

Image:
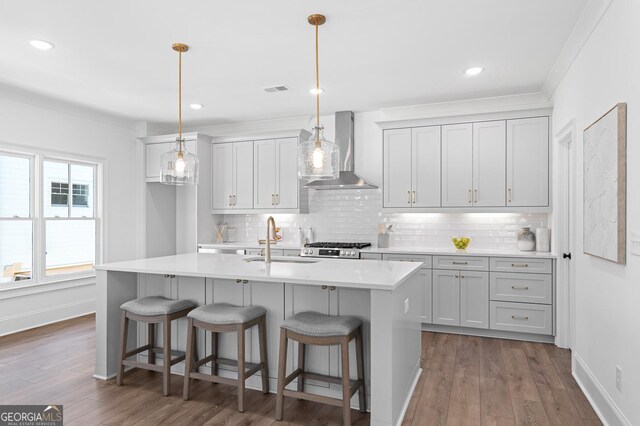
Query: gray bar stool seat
183,303,269,413
276,311,366,426
116,296,197,396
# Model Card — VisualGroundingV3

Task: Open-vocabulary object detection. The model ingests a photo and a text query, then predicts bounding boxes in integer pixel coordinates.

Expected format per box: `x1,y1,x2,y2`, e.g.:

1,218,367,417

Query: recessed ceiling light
465,67,483,76
189,104,203,110
309,87,324,95
30,40,55,50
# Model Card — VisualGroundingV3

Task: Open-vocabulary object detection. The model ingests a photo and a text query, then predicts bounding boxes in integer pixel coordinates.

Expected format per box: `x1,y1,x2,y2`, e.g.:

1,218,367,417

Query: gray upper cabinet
506,117,549,207
382,114,550,212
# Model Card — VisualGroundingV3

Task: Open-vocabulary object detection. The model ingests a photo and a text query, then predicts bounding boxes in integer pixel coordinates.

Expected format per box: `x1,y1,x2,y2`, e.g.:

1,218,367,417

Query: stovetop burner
305,242,372,249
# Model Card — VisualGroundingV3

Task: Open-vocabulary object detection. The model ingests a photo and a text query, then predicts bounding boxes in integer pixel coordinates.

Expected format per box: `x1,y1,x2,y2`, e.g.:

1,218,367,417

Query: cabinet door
459,271,489,329
432,269,460,325
253,140,277,209
211,143,234,210
171,276,206,363
275,138,299,209
284,284,331,388
441,124,473,207
233,141,254,209
146,142,174,180
506,117,549,207
247,281,285,378
473,121,506,206
419,268,433,323
412,126,441,207
383,129,412,207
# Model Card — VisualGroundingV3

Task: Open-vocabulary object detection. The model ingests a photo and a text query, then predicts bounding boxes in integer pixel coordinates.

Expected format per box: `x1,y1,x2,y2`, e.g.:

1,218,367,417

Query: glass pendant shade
160,140,199,185
298,126,340,180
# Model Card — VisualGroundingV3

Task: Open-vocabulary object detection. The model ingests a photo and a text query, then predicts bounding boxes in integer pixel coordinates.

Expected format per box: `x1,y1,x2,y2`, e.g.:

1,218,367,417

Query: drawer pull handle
511,263,529,268
511,315,529,320
511,286,529,290
452,261,468,265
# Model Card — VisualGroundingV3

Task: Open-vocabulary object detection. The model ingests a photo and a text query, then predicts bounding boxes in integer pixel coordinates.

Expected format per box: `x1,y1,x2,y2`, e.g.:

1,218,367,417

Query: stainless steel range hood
304,111,378,190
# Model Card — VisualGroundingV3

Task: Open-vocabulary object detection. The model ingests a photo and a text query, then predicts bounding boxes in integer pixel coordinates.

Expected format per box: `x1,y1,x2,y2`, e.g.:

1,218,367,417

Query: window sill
0,272,96,299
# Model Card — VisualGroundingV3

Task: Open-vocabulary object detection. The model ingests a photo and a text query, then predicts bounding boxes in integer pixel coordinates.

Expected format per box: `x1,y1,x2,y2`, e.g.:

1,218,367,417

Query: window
51,182,69,206
0,150,99,286
72,184,89,207
44,160,96,277
0,153,33,283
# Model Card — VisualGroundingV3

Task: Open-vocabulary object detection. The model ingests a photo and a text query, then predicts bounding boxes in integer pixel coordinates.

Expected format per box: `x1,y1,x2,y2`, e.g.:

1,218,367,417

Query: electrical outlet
616,366,623,392
404,298,410,314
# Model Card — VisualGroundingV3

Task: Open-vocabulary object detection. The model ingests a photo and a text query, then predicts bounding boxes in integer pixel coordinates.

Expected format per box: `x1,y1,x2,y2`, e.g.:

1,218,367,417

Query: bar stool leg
258,315,269,394
297,342,306,392
183,318,195,401
162,316,171,396
116,311,129,386
237,324,246,412
341,337,352,426
275,328,288,421
148,323,156,365
211,331,219,377
355,328,366,413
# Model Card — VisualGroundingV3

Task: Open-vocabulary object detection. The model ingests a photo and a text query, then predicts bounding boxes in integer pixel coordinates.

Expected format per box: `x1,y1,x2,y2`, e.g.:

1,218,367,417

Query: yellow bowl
451,237,471,250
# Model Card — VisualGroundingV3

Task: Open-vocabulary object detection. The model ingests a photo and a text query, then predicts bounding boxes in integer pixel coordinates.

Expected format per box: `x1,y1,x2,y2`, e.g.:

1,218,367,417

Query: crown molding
542,0,614,98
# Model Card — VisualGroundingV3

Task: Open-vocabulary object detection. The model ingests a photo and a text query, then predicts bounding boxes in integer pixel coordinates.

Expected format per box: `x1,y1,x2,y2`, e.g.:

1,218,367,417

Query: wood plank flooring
0,315,600,425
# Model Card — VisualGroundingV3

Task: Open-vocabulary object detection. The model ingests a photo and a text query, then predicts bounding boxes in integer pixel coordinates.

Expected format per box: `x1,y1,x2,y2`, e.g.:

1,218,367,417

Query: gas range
300,242,372,259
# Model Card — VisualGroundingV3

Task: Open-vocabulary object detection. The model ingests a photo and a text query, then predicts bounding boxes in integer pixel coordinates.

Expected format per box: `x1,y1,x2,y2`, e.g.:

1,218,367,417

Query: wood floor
0,315,600,425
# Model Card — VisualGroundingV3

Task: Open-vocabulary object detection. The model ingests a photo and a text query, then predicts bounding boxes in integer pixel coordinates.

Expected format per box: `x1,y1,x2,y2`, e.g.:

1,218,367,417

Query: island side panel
370,273,422,426
95,269,138,379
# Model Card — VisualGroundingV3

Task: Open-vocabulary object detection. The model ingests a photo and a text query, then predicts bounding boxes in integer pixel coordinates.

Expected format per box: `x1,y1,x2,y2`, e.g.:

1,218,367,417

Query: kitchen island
95,253,423,426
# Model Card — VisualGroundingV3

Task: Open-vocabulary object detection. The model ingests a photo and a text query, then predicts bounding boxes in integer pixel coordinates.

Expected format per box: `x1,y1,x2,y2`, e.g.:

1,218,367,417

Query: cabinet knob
329,286,336,291
236,279,243,284
321,285,328,290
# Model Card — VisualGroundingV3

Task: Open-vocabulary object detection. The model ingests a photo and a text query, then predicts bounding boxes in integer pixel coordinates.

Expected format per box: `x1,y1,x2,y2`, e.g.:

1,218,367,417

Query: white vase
517,227,536,251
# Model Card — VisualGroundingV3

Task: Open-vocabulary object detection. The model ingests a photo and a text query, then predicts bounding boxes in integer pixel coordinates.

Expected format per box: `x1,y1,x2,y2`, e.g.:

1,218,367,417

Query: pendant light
160,43,199,185
298,14,340,180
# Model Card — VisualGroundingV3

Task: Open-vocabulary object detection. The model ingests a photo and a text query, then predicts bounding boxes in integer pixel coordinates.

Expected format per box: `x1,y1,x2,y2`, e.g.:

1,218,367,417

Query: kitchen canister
517,227,536,251
377,233,390,248
536,227,550,252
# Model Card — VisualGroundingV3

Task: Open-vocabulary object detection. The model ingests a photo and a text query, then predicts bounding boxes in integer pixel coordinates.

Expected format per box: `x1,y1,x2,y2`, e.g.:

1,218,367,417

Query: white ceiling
0,0,588,126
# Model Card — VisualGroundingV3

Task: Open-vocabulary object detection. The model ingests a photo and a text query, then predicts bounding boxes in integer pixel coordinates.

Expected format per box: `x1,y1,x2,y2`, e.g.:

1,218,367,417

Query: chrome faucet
265,216,277,263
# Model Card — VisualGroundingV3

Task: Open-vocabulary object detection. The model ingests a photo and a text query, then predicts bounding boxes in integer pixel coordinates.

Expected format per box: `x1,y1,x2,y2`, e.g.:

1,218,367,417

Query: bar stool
275,311,366,425
116,296,197,396
183,303,269,412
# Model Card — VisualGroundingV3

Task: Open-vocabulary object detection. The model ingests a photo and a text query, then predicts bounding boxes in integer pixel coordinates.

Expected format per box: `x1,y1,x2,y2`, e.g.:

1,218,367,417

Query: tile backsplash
220,189,549,250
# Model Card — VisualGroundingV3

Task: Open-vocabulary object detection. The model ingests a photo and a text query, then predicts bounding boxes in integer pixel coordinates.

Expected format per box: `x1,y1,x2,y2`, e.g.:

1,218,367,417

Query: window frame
0,151,35,285
41,157,98,282
0,146,102,290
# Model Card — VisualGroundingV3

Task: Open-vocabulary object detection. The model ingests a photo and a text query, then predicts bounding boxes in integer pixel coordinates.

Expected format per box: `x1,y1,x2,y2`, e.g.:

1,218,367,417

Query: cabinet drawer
433,256,488,271
245,248,284,256
490,257,552,274
490,301,552,335
360,253,383,261
382,254,432,268
490,273,552,304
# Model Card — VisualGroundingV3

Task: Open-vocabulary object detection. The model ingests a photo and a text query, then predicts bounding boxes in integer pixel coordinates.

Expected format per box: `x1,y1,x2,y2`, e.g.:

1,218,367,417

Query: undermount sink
244,256,319,264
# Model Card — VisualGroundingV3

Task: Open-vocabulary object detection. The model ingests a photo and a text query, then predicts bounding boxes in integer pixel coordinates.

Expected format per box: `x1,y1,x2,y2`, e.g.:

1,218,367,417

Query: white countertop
198,243,557,259
96,253,422,291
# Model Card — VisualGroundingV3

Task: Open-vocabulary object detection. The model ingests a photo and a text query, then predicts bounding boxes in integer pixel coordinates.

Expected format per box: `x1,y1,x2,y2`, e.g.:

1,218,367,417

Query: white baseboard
572,353,631,426
0,298,95,337
396,366,422,426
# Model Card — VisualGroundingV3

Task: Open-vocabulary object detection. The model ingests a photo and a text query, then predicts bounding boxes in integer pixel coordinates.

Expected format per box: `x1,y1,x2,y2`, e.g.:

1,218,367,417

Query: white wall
0,92,138,335
551,0,639,424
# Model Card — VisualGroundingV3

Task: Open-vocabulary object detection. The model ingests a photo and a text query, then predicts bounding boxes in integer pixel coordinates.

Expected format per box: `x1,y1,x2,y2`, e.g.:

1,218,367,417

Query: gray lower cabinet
432,269,489,329
381,254,432,323
490,301,552,335
432,270,460,326
460,271,489,329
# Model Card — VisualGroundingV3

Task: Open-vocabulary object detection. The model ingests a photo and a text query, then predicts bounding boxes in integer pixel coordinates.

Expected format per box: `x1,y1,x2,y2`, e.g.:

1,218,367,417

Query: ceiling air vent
263,85,290,93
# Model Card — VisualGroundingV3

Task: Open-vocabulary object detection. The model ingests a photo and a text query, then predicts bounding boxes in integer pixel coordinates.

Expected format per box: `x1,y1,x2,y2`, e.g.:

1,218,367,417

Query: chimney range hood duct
304,111,378,190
